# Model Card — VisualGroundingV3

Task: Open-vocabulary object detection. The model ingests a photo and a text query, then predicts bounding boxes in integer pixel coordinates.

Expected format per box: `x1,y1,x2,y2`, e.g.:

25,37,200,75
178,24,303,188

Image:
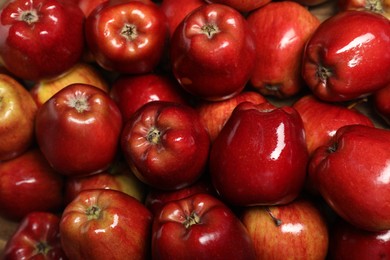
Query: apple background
1,0,390,257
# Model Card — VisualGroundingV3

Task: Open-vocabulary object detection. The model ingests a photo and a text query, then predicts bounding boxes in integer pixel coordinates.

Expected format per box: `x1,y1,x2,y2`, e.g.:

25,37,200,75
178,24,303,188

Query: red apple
170,3,256,101
35,83,123,177
373,84,390,124
3,212,67,259
338,0,390,19
247,1,320,98
241,198,329,259
110,73,189,122
60,189,153,259
64,158,147,206
196,90,268,142
121,101,210,190
77,0,109,17
309,124,390,231
210,102,309,206
85,0,169,74
0,148,65,221
293,94,374,155
152,193,257,259
0,73,37,161
30,62,110,108
0,0,85,81
302,10,390,102
160,0,206,37
205,0,271,13
328,218,390,259
293,0,330,6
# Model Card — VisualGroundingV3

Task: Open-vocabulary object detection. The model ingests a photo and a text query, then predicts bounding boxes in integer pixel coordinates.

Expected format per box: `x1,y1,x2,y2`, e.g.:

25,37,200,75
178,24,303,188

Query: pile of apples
0,0,389,259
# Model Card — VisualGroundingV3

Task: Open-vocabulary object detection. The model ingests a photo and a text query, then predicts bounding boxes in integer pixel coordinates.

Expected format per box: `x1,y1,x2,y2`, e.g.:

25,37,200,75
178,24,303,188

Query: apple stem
347,97,368,110
147,127,161,144
265,207,282,227
183,212,201,229
121,23,138,41
201,24,220,39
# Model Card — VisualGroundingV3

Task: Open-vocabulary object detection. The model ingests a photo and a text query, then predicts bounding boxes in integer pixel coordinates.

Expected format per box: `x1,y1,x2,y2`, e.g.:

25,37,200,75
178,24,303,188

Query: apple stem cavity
147,127,161,144
19,9,39,25
201,24,220,39
121,23,138,41
183,212,201,229
86,205,102,220
265,207,282,227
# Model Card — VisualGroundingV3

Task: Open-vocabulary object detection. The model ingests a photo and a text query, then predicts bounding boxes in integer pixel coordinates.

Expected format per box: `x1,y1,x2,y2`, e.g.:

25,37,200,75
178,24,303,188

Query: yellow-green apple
64,158,147,206
60,189,153,260
85,0,169,74
196,90,268,142
152,193,257,259
309,124,390,231
3,212,67,259
241,198,329,260
35,83,123,177
30,62,109,108
328,218,390,259
110,73,190,122
293,94,374,155
0,0,85,81
0,148,65,221
338,0,390,19
0,73,37,161
209,102,309,206
121,101,210,190
247,1,320,98
170,3,256,101
302,10,390,102
204,0,271,13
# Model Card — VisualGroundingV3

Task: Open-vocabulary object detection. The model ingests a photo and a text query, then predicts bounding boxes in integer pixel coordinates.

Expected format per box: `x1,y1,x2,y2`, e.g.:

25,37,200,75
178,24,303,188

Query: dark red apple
373,84,390,125
205,0,271,13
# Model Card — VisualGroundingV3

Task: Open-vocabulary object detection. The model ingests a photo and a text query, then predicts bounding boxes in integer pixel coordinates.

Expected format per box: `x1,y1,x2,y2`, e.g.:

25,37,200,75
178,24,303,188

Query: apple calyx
121,24,138,41
36,241,50,255
147,127,161,145
327,142,338,153
183,212,201,229
86,205,102,220
19,9,39,25
265,207,282,227
316,64,333,84
66,91,90,113
366,0,384,13
201,24,220,39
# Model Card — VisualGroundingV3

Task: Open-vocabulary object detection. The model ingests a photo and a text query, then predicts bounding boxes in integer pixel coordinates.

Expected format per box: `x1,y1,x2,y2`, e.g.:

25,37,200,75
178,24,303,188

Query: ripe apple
293,94,374,155
0,148,65,221
309,124,390,231
0,73,37,161
210,102,309,206
196,90,268,142
247,1,320,98
302,10,390,102
85,0,169,74
152,193,257,259
77,0,109,17
241,198,329,259
30,62,109,108
160,0,206,36
0,0,85,81
110,73,190,122
373,84,390,124
60,189,153,259
121,101,210,190
35,83,123,177
205,0,271,13
170,3,256,101
328,218,390,259
3,212,67,259
338,0,390,19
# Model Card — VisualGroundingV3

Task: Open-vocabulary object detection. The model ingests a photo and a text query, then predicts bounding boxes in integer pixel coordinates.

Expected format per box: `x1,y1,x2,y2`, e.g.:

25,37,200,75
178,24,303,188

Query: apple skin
110,73,190,122
85,0,169,74
160,0,206,37
30,62,109,108
293,94,374,155
247,1,320,98
64,158,147,206
328,218,390,260
302,10,390,102
170,3,256,101
152,193,257,259
35,83,123,177
0,0,85,81
196,90,268,142
241,198,329,260
121,101,210,190
0,73,37,161
0,148,65,221
373,84,390,124
60,189,153,260
209,102,309,206
3,212,67,259
204,0,271,13
309,124,390,231
77,0,109,17
338,0,390,19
